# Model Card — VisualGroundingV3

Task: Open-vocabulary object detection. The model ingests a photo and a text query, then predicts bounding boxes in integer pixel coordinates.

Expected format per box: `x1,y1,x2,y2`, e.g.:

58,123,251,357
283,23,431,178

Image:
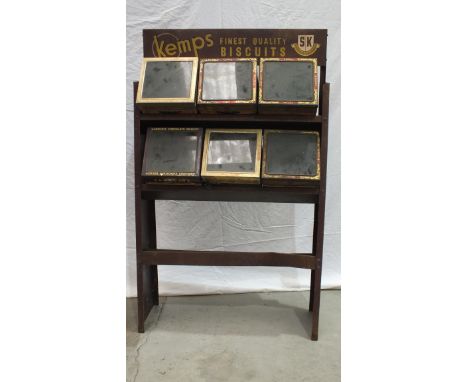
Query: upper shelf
138,112,322,124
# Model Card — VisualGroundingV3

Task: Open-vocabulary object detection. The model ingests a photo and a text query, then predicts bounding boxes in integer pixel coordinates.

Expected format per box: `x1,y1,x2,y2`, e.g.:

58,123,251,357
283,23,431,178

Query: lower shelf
141,183,319,203
140,249,316,269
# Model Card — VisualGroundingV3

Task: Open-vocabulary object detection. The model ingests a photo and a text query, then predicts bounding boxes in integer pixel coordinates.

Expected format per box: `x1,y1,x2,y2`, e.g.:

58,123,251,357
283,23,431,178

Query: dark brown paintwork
134,29,330,340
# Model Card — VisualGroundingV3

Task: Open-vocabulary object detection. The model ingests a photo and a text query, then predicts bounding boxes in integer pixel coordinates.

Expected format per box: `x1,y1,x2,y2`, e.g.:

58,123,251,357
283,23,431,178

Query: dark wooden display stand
134,29,329,340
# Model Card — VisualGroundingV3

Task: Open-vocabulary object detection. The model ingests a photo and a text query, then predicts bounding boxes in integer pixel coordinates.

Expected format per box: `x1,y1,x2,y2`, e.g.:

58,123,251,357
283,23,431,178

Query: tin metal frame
197,58,257,105
141,127,203,178
136,57,199,104
258,58,319,106
262,130,321,181
201,128,262,183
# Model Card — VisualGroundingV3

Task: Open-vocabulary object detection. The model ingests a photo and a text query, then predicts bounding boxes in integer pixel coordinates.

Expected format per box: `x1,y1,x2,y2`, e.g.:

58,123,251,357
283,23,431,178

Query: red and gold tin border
201,128,262,184
197,58,257,105
258,58,318,106
262,130,321,181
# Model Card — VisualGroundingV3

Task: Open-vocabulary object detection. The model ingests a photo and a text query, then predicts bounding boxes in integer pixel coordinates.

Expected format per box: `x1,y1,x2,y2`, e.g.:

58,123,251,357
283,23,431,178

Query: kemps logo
291,35,320,57
152,32,214,57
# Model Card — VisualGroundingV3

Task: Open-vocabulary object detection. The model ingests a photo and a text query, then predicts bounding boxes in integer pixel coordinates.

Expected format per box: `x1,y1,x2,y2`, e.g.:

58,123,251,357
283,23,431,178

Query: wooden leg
136,199,157,333
309,269,315,312
309,202,319,312
137,263,156,333
311,267,322,340
311,83,330,340
153,265,159,306
311,199,325,341
134,83,158,333
137,266,145,333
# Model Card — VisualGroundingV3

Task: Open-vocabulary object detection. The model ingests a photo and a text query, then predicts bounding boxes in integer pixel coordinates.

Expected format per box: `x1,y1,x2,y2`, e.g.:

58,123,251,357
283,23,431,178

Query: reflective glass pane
202,61,253,101
143,130,199,174
142,61,193,99
206,132,258,172
265,132,318,176
262,61,314,102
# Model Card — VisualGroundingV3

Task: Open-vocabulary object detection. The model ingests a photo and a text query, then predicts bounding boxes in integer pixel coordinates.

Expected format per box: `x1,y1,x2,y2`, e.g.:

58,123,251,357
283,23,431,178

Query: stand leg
136,199,157,333
309,270,315,312
311,267,322,341
309,202,319,312
310,82,329,341
154,265,159,306
134,82,159,332
311,198,325,340
310,200,323,340
137,264,156,333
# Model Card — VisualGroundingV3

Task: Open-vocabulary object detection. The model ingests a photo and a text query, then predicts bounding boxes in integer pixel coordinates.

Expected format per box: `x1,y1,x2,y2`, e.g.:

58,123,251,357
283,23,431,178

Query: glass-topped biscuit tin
259,58,319,115
262,130,320,186
201,129,262,184
141,128,203,184
136,57,198,114
197,58,257,114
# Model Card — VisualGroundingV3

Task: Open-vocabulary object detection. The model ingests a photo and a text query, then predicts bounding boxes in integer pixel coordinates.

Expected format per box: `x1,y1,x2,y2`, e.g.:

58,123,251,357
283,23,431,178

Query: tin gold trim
201,128,262,182
197,58,257,105
142,127,202,178
136,57,198,104
262,130,320,181
258,58,318,106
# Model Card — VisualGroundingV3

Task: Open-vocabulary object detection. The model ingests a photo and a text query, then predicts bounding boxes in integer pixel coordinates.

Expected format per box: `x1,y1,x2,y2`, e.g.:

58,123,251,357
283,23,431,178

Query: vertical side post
134,82,158,333
318,65,327,117
311,82,330,340
309,202,320,312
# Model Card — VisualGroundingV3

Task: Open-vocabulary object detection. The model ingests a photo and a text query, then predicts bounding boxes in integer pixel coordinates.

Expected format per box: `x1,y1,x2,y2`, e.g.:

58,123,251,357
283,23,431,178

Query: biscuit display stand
134,29,330,340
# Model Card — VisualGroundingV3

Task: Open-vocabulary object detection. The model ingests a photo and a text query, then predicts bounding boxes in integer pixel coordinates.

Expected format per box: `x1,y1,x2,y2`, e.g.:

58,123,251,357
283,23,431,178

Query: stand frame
134,29,329,340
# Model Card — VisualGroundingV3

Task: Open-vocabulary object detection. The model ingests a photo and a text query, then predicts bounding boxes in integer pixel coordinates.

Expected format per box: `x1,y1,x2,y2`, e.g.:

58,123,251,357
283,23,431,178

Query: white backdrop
126,0,341,296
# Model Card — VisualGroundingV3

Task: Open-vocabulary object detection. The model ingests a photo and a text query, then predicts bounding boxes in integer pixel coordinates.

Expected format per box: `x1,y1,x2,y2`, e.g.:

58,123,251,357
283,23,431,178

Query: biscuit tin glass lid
201,129,262,178
260,58,318,105
199,59,256,103
263,130,320,180
142,128,202,176
137,57,198,103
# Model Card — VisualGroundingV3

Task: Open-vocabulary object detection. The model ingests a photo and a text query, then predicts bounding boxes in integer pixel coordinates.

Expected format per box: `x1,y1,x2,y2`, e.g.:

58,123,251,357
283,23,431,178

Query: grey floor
127,291,340,382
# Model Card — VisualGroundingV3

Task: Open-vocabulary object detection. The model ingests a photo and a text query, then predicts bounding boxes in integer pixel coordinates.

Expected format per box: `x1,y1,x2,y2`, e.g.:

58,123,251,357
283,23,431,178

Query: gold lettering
153,36,166,57
206,34,214,47
165,43,177,56
280,47,286,57
191,36,205,56
220,47,226,57
177,39,191,53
